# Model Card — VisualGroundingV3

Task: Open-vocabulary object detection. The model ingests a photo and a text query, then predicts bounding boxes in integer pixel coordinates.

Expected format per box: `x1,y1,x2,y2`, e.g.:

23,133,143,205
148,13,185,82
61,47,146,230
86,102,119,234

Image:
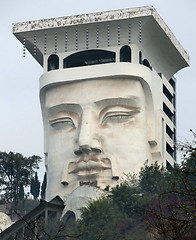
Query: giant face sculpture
42,78,151,201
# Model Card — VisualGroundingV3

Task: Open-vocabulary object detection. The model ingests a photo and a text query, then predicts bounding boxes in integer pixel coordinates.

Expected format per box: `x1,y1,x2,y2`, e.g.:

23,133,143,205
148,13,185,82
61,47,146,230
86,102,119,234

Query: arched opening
143,59,152,70
120,45,131,62
139,51,142,64
48,54,59,71
61,211,76,228
63,50,116,68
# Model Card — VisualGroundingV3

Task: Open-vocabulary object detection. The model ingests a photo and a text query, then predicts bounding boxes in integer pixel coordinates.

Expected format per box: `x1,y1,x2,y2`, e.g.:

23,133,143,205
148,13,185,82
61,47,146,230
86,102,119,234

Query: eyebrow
48,97,141,116
94,97,141,109
48,104,82,118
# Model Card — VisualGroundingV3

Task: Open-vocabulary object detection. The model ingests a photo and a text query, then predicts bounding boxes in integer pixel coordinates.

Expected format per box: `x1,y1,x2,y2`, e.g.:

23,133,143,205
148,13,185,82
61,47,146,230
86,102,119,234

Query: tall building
3,6,189,238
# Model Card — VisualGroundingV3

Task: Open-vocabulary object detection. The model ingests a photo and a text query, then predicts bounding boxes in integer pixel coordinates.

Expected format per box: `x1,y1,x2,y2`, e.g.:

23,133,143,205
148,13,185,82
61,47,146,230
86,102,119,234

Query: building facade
12,6,189,222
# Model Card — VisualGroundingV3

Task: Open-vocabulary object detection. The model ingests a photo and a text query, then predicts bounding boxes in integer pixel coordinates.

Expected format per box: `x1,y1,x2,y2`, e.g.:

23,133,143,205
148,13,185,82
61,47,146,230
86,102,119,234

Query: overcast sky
0,0,195,181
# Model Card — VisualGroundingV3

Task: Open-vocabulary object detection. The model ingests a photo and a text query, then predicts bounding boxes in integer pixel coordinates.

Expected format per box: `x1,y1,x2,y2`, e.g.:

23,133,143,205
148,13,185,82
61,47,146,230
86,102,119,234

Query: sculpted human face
44,79,149,200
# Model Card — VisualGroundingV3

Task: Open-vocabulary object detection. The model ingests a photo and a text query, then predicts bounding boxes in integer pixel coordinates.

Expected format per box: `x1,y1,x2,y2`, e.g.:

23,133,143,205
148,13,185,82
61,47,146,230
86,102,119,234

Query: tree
145,141,196,240
71,176,152,239
71,197,133,240
30,172,40,199
71,153,196,239
41,172,47,200
139,162,168,194
18,184,24,201
0,151,41,204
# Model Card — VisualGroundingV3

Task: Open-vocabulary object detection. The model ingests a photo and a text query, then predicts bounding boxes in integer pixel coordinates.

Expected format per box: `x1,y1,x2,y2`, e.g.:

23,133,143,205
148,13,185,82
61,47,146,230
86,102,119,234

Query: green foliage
181,150,196,193
41,172,47,200
145,149,196,239
30,172,40,199
18,184,24,201
111,184,140,216
72,197,137,240
71,152,196,240
0,151,41,204
139,162,168,194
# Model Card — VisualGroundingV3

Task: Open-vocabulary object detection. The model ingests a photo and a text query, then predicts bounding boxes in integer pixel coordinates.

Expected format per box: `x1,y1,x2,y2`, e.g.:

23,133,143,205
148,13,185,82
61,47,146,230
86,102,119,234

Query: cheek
101,125,148,174
47,129,76,162
101,119,147,154
47,130,76,186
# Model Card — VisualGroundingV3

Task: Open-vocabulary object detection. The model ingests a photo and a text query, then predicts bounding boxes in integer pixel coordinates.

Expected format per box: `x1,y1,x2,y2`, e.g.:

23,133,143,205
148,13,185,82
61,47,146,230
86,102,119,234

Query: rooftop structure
13,6,189,79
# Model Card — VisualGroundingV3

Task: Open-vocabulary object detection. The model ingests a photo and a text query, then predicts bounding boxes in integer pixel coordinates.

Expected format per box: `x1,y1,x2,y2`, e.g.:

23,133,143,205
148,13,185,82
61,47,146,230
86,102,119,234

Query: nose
74,108,101,156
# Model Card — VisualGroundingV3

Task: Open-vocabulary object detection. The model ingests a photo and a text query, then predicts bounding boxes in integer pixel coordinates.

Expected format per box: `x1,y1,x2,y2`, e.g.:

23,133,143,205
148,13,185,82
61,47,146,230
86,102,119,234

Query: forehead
45,78,144,107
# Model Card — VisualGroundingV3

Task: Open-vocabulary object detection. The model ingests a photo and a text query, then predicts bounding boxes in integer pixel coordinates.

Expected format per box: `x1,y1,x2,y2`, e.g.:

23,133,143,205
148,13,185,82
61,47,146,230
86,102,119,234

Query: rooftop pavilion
13,5,189,80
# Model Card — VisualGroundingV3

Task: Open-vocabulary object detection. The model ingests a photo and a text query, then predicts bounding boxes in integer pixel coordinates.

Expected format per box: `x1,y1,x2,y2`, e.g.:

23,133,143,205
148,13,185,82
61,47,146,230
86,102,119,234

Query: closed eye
49,117,75,129
102,110,140,124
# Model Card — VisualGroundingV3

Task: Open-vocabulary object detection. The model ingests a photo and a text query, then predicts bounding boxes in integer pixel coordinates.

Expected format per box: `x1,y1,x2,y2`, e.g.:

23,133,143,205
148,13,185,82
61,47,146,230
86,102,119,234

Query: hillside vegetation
70,148,196,240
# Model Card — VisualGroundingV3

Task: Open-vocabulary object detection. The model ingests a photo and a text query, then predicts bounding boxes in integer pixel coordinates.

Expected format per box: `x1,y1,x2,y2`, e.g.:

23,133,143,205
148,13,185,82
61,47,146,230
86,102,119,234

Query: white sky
0,0,195,182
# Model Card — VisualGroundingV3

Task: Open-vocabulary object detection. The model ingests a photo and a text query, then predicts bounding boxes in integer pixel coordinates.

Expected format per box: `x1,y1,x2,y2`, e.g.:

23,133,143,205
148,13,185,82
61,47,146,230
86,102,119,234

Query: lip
68,158,111,175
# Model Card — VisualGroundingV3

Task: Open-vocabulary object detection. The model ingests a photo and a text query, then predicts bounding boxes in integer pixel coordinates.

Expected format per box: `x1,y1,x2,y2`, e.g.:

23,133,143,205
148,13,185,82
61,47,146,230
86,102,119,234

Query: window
158,73,162,78
163,84,173,103
63,50,115,69
120,45,131,62
48,54,59,71
169,77,176,91
166,124,174,140
61,211,76,228
163,102,173,122
139,52,152,70
173,94,176,109
166,160,173,171
166,142,174,158
139,51,142,64
143,59,152,70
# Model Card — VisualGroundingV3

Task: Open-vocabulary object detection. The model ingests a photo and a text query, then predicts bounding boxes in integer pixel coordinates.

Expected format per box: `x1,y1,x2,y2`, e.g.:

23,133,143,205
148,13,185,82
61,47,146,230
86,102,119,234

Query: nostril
74,145,91,155
92,148,101,154
74,149,83,156
74,146,101,156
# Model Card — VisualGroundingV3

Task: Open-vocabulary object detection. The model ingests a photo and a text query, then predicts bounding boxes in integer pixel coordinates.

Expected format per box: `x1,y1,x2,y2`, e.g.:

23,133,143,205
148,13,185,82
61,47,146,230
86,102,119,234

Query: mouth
68,158,111,176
